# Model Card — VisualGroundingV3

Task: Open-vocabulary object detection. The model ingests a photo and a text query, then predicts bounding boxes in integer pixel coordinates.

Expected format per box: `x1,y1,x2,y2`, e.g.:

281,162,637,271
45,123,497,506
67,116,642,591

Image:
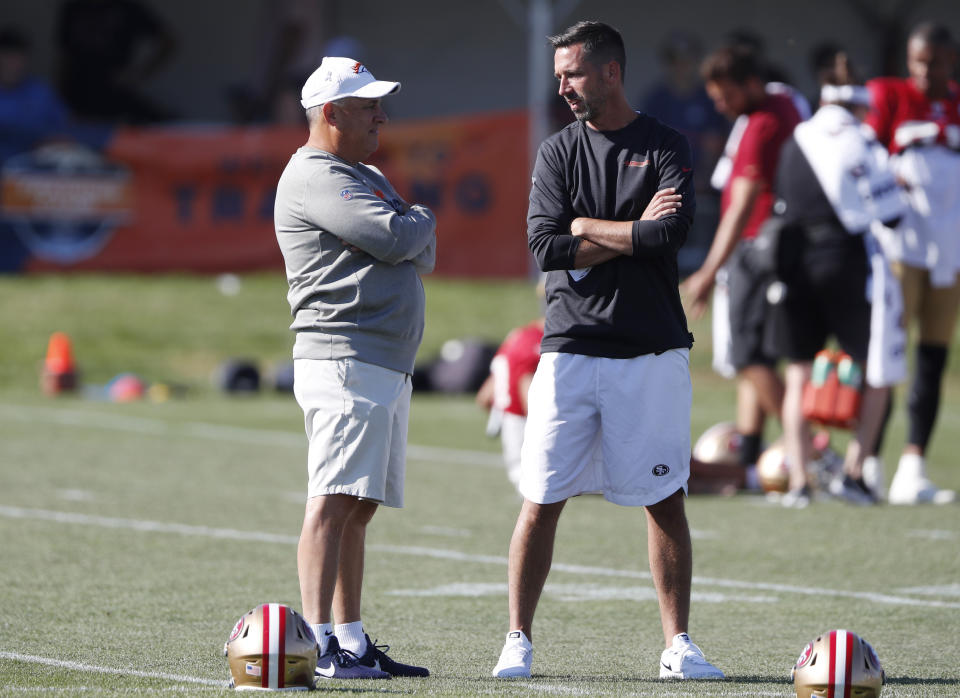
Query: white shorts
519,350,692,506
500,411,526,488
293,358,411,508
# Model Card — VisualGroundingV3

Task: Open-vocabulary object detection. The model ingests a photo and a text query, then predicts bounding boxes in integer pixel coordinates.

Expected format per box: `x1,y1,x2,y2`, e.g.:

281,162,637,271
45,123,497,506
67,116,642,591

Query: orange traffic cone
41,332,78,395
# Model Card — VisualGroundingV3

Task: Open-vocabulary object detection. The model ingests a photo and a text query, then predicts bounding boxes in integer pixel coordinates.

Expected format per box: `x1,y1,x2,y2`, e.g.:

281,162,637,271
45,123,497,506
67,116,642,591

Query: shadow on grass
888,677,960,687
467,672,790,686
311,685,408,694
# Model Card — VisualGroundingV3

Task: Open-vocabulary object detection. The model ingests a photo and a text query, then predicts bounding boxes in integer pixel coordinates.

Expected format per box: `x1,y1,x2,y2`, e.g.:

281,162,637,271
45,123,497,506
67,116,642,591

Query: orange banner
7,111,532,277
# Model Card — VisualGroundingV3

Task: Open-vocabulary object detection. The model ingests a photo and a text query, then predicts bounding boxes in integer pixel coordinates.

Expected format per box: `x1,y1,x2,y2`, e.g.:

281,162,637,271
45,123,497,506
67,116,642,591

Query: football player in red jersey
682,46,802,484
864,22,960,505
476,317,545,489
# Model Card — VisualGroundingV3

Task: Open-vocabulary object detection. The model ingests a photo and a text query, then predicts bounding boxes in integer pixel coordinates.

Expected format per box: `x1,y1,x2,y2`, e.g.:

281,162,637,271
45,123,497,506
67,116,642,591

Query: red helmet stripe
261,604,271,689
827,630,853,698
277,605,287,689
827,630,836,698
843,631,854,698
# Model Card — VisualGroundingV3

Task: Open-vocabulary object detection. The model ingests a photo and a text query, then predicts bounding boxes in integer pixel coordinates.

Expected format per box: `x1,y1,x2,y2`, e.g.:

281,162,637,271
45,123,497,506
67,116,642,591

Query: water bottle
834,353,862,427
802,350,838,424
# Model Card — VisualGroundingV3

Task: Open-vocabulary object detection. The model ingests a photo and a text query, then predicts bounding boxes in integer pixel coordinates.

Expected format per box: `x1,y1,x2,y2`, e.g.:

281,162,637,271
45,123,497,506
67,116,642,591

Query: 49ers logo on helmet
795,641,814,668
229,617,244,642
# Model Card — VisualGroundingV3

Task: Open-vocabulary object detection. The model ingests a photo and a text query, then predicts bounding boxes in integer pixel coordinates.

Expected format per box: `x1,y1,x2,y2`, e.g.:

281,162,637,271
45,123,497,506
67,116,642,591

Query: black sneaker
829,474,879,505
357,634,430,677
315,636,391,680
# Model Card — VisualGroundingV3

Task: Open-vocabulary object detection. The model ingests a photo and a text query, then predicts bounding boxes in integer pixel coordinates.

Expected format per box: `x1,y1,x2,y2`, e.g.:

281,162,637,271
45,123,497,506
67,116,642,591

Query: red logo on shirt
626,160,649,167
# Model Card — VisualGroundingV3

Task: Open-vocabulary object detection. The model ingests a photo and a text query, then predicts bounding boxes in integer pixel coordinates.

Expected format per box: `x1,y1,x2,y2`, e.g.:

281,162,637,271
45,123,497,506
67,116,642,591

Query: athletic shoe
743,464,761,492
356,634,429,677
781,485,812,509
492,630,532,678
861,456,885,500
810,443,844,491
315,636,391,680
659,633,725,679
888,454,956,505
828,474,878,505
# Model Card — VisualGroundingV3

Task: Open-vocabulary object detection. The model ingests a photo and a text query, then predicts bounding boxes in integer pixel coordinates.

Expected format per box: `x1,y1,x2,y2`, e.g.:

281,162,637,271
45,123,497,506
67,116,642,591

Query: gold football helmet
792,629,885,698
224,603,318,691
757,439,789,493
692,422,741,466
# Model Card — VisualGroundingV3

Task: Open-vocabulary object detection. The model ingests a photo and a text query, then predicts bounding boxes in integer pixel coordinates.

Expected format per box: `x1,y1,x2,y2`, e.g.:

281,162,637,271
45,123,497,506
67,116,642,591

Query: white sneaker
492,630,532,678
781,486,812,509
659,633,725,680
888,454,956,505
861,456,885,500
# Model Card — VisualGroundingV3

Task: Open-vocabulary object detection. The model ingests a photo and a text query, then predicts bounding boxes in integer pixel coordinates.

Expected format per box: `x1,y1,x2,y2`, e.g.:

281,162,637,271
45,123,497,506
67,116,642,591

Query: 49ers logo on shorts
652,464,670,476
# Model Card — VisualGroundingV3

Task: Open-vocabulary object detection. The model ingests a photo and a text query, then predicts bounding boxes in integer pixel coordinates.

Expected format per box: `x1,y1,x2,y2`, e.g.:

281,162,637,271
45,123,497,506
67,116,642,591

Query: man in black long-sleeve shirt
492,21,724,681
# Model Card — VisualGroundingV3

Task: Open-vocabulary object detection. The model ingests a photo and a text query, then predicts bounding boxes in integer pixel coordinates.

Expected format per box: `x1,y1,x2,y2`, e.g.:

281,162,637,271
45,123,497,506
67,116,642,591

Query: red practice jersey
865,77,960,153
723,92,801,240
489,321,543,416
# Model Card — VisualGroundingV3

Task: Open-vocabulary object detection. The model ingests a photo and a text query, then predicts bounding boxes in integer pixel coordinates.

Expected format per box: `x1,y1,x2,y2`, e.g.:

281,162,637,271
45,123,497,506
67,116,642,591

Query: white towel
793,105,906,234
889,145,960,286
864,225,907,387
711,266,736,378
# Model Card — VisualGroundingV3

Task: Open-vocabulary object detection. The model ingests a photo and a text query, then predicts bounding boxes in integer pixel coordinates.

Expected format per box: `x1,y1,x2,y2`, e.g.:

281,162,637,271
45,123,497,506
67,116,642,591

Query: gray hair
305,105,323,127
306,98,353,126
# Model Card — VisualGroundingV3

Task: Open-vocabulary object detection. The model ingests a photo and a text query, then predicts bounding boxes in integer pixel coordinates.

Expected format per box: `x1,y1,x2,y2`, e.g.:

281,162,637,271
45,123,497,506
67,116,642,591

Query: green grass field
1,274,958,696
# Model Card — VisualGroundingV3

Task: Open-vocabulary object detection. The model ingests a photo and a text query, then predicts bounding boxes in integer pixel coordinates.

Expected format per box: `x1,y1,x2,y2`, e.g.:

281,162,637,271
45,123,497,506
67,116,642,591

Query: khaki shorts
293,358,411,507
893,262,960,346
519,350,691,506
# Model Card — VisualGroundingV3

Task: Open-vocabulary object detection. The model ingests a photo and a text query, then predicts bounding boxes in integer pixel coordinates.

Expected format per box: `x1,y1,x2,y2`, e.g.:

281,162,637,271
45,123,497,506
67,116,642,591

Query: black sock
738,432,762,466
907,344,948,450
870,389,893,456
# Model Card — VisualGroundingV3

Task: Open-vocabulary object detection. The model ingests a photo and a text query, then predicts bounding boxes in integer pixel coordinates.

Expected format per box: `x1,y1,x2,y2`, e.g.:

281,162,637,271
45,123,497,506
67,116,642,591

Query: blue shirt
0,77,69,163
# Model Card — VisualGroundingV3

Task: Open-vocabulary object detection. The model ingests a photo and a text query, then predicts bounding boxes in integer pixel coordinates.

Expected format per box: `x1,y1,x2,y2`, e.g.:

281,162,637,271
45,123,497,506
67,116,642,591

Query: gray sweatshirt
274,146,437,374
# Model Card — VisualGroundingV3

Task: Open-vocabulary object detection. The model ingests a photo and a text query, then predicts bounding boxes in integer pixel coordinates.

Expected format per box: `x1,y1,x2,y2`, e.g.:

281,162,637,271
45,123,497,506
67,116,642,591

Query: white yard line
516,688,785,697
0,651,224,687
1,505,958,610
0,403,502,467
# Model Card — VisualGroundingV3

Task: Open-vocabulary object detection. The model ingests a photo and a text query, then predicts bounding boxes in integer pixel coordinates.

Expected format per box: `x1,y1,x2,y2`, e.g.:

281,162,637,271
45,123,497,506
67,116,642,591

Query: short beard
572,94,603,122
573,106,594,122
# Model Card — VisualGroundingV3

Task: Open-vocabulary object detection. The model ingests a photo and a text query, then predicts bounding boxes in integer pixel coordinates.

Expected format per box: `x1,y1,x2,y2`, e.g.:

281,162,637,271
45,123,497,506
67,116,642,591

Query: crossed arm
570,188,682,268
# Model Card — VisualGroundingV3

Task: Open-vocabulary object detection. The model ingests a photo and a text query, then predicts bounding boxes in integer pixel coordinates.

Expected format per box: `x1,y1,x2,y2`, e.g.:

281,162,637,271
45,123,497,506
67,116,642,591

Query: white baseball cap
300,56,400,109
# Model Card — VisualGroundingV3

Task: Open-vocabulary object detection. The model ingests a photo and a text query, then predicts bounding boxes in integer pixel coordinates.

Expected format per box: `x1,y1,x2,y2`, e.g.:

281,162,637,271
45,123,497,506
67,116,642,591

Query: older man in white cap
274,56,436,680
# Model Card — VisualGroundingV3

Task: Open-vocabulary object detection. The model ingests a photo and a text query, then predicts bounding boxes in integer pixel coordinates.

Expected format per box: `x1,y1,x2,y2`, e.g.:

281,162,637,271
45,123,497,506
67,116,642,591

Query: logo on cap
352,62,368,75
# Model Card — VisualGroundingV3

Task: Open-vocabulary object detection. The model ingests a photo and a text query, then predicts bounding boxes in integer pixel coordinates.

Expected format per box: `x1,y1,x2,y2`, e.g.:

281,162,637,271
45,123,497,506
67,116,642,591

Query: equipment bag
801,349,862,428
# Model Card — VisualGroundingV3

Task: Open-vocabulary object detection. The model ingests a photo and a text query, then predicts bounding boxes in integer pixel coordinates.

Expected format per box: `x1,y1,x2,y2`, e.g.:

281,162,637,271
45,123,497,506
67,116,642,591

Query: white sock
335,621,367,656
312,623,333,654
505,630,531,648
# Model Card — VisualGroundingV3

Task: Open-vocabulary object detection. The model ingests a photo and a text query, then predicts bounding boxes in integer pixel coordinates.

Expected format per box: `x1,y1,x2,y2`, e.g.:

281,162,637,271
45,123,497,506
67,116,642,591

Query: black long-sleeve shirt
528,113,695,358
